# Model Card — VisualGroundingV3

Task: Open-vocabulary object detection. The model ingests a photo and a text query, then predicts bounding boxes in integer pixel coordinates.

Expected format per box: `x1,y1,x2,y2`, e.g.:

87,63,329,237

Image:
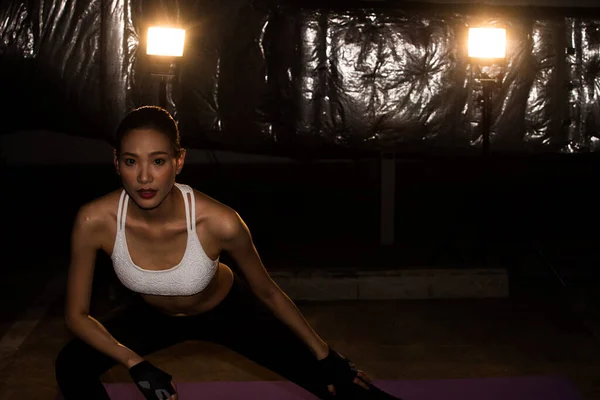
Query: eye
154,158,166,165
124,158,136,166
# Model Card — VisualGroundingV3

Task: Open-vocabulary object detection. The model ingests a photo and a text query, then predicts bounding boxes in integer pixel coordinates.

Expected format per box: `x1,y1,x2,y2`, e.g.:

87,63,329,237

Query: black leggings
55,273,335,400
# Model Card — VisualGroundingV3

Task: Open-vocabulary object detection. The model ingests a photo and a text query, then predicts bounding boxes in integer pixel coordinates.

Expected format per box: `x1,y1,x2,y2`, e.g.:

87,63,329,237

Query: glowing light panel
147,27,186,57
468,28,506,59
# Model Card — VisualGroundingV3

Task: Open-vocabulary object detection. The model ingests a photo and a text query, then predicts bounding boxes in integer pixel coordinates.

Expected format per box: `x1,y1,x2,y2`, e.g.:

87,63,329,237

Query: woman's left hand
318,347,373,395
327,369,372,395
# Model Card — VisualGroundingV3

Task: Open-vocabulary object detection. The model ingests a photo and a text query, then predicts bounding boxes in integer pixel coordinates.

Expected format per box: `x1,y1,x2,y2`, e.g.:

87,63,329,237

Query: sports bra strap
178,184,196,233
117,190,127,232
121,192,129,231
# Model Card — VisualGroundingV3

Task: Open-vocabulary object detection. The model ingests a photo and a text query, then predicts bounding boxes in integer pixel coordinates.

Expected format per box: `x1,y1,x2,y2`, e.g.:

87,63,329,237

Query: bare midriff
140,263,234,317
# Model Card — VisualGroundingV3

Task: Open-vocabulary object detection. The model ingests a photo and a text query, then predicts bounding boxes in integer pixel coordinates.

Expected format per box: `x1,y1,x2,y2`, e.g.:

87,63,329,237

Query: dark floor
1,257,600,400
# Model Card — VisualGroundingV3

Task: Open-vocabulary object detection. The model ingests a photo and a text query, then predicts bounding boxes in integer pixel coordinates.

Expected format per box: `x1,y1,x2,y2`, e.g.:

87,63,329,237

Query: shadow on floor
1,261,600,400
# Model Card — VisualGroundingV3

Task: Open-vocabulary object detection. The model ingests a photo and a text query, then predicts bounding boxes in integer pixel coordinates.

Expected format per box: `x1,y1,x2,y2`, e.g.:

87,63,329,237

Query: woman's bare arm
64,203,143,368
213,207,330,360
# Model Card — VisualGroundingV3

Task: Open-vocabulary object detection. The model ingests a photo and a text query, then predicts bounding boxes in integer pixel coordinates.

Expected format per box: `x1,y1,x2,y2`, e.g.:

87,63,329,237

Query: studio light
467,26,507,155
468,27,506,60
146,27,186,57
145,26,186,109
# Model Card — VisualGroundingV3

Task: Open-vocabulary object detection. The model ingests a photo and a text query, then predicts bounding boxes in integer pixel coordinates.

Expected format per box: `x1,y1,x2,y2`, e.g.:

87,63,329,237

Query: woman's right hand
128,360,178,400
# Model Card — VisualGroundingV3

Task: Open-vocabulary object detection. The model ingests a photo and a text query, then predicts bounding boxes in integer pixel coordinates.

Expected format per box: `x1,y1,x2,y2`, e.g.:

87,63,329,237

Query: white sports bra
110,183,219,296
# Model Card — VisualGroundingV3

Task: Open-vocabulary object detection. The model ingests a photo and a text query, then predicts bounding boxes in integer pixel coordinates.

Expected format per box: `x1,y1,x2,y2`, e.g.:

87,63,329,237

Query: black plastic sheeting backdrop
1,0,599,156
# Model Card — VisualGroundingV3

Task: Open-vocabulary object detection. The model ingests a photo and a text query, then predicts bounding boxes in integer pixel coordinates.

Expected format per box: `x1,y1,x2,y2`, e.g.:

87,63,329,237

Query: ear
113,149,120,175
175,149,186,175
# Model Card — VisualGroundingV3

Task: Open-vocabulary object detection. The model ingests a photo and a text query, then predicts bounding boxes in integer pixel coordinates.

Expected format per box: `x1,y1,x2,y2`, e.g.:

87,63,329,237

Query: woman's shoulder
184,185,245,237
183,184,239,219
74,188,124,229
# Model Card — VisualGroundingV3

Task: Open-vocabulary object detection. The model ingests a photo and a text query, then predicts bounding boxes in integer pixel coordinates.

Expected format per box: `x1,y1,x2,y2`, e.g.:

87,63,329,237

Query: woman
54,106,401,400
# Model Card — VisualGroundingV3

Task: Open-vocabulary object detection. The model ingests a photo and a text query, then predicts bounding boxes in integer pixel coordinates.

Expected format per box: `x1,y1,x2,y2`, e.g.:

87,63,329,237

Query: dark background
1,0,600,326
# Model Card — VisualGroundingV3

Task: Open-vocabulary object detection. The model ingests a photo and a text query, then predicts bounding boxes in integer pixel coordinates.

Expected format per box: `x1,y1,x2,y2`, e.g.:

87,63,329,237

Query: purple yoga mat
67,376,581,400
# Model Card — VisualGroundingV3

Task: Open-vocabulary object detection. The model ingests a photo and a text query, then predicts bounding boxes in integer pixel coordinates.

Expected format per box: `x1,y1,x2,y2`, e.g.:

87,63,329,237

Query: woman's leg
195,274,335,399
55,297,185,400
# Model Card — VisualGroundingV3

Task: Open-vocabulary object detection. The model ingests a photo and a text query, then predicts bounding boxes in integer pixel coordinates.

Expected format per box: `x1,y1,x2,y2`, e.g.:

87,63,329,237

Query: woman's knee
55,339,111,382
55,341,83,382
54,339,116,399
55,341,73,371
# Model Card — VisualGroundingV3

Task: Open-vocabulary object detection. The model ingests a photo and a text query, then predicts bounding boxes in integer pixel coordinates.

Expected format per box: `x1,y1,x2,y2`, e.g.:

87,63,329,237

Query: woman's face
114,128,185,210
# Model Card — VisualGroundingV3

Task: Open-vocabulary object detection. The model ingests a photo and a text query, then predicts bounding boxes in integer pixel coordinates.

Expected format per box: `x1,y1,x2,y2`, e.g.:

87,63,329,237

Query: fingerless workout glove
129,361,177,400
319,348,405,399
318,347,360,386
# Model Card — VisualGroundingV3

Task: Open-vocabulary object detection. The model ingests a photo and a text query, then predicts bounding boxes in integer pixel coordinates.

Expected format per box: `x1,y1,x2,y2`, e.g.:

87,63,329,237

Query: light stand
430,27,506,268
148,59,174,109
159,76,167,109
468,26,507,155
481,78,494,156
476,75,498,266
430,27,566,304
146,26,186,110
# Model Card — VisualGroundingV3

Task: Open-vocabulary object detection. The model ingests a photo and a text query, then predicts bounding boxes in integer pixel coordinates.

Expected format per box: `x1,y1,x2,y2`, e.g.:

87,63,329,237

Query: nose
137,164,153,184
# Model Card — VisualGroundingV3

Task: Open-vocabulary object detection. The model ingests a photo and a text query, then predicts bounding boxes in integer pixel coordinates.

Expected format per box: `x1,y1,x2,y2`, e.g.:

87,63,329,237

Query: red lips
137,189,157,199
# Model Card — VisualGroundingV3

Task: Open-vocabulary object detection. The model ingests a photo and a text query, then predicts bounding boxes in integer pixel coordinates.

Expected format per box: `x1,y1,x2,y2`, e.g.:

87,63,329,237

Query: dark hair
114,106,182,156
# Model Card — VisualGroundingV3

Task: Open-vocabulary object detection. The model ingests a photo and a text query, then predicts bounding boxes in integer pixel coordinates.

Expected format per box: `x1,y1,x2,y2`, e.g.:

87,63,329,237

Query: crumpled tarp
1,0,599,156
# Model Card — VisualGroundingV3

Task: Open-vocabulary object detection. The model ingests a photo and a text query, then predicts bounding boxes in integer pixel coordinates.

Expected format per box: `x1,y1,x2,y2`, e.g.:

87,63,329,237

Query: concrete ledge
269,268,509,300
